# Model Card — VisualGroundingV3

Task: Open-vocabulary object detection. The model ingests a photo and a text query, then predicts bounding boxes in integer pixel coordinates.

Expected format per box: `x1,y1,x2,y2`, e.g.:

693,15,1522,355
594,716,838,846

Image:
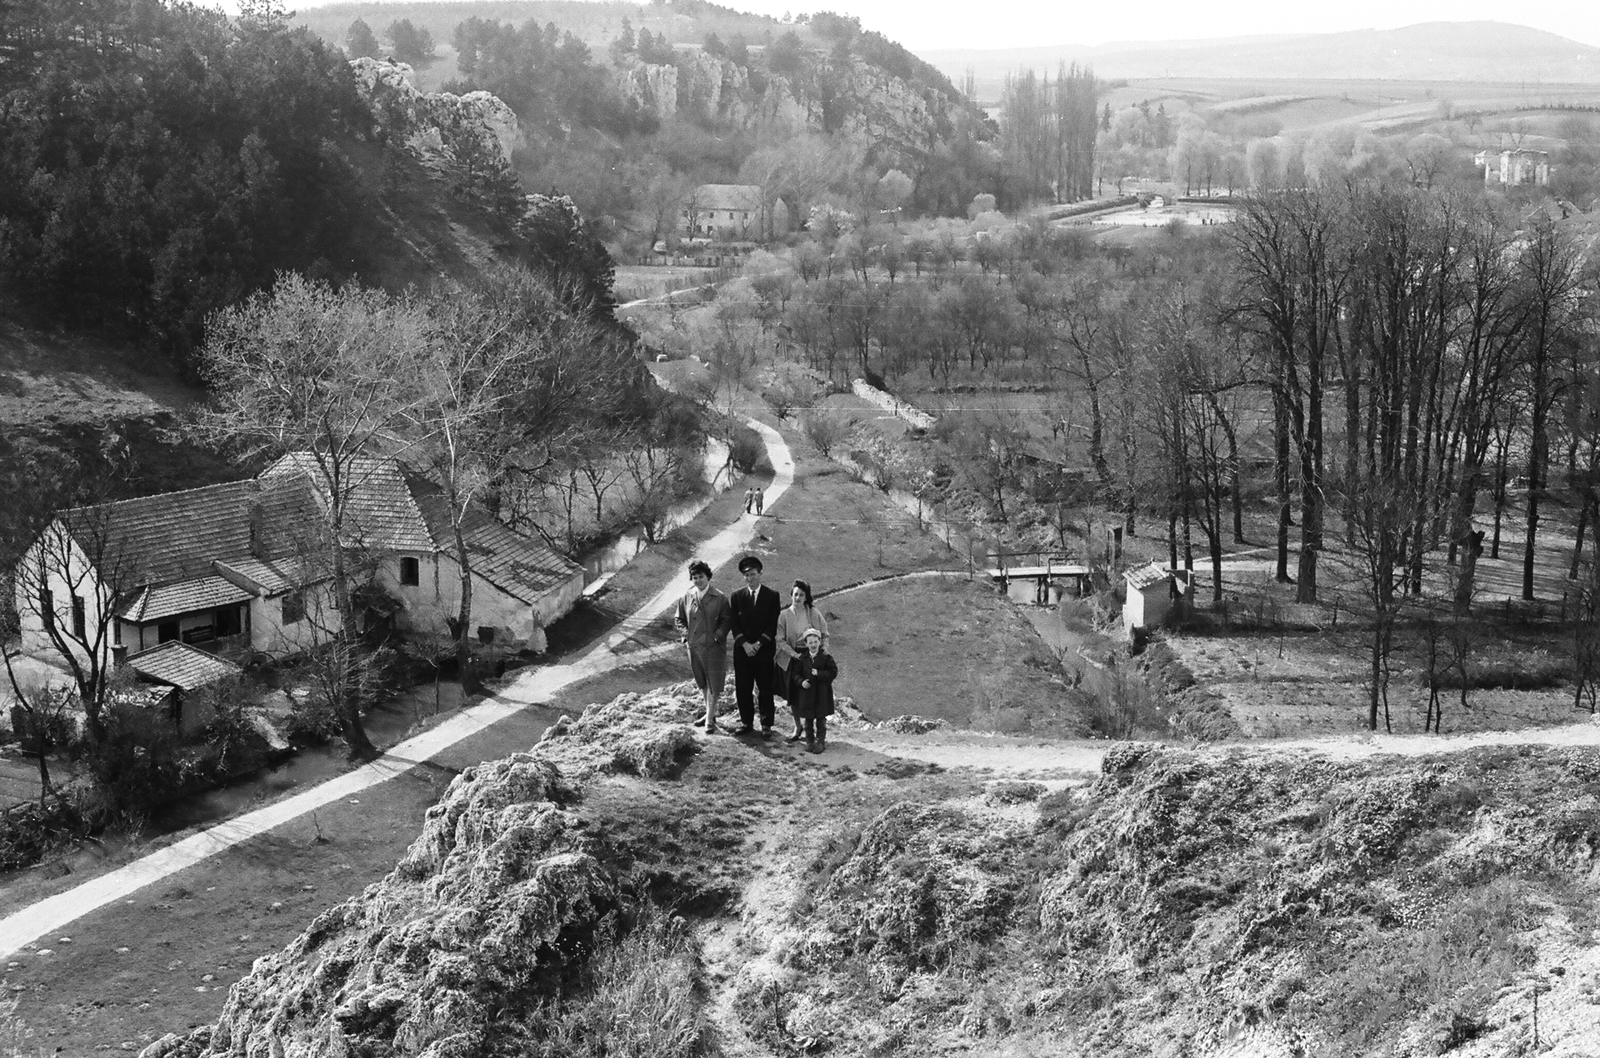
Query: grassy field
823,576,1085,735
613,264,727,304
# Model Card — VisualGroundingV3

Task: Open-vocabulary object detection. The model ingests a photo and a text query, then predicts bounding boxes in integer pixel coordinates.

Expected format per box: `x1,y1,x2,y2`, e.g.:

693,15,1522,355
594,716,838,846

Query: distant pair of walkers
743,486,765,515
673,556,836,753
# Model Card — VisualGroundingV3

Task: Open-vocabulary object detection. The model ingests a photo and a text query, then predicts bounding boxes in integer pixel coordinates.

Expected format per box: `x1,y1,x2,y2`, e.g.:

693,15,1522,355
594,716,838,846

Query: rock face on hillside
618,61,680,123
614,53,934,157
351,58,521,172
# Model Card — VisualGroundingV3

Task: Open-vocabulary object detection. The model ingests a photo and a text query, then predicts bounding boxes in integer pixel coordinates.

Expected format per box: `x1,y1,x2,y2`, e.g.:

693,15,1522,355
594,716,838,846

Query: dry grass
824,577,1088,735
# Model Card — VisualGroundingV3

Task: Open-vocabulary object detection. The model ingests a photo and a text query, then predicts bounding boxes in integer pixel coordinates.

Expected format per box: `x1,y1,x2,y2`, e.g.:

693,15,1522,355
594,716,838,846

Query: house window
158,620,179,643
215,605,242,638
282,590,306,625
477,626,496,645
71,595,86,639
40,588,54,631
399,557,420,586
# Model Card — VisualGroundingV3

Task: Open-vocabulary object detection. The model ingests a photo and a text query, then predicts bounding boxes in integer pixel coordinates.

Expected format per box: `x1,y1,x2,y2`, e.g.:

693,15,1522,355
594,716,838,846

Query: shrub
84,705,215,822
800,412,853,457
1084,658,1165,740
727,422,770,475
284,687,343,743
528,910,711,1058
0,796,84,871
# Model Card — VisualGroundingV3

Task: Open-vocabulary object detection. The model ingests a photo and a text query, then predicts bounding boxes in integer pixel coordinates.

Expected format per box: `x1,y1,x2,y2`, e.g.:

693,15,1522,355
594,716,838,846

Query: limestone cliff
613,51,953,168
351,58,522,174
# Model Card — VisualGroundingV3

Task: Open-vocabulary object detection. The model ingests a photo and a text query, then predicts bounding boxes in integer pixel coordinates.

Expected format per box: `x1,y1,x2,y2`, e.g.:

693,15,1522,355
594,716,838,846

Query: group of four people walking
674,556,836,752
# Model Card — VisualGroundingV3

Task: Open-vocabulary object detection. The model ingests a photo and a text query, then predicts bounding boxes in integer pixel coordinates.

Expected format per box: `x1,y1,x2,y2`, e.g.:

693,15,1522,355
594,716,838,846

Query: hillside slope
293,1,992,232
925,20,1600,86
147,684,1600,1058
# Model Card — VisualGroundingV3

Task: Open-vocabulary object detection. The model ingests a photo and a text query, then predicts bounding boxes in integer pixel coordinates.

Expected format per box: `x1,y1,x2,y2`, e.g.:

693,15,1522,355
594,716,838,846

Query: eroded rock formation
351,58,521,173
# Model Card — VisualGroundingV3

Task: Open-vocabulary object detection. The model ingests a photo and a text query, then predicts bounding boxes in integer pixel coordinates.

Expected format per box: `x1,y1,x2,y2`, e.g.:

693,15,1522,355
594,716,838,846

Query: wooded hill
0,0,618,374
292,1,997,249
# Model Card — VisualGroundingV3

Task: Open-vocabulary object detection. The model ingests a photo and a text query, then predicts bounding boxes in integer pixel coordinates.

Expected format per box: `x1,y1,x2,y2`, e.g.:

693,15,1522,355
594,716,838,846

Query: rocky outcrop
152,686,704,1058
618,60,679,124
611,53,938,159
351,57,521,172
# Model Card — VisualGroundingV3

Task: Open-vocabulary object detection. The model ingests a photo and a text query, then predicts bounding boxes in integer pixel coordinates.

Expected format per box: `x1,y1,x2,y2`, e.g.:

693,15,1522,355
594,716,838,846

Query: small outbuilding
1123,563,1181,640
125,640,244,735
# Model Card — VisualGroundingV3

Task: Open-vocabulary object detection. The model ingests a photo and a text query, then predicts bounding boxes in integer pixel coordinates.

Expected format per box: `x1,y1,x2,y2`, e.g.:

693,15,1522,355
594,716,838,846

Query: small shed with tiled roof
1123,563,1179,639
126,641,244,733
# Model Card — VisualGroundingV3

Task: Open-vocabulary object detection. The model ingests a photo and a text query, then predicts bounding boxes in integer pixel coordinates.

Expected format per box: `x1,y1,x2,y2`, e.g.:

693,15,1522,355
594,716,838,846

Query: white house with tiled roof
14,476,336,672
14,454,586,694
260,454,584,650
681,183,789,240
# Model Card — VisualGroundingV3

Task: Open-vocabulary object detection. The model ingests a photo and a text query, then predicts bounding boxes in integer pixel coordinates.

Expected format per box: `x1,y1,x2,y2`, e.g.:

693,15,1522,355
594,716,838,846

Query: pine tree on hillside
386,19,436,64
347,18,378,59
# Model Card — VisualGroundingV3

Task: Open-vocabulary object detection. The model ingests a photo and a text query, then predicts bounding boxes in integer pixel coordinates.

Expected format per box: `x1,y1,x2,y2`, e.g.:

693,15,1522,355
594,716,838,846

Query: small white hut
1123,563,1177,639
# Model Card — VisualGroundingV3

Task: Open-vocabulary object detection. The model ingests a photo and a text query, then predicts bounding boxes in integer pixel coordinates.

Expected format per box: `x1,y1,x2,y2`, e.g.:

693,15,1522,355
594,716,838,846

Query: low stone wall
850,379,936,431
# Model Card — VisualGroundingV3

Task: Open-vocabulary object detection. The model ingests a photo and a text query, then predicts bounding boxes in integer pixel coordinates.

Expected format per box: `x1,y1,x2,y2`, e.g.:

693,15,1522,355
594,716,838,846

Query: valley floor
7,381,1600,1054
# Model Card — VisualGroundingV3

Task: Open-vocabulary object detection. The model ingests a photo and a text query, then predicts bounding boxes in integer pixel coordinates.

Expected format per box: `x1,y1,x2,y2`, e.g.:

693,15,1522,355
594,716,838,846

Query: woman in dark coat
790,627,837,753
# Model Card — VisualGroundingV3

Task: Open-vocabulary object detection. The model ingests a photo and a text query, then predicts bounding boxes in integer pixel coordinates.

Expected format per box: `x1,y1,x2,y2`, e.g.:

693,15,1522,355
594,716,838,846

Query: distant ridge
919,21,1600,85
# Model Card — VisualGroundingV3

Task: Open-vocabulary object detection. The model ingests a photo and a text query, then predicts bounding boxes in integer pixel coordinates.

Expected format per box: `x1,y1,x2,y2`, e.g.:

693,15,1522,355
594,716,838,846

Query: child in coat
791,628,837,753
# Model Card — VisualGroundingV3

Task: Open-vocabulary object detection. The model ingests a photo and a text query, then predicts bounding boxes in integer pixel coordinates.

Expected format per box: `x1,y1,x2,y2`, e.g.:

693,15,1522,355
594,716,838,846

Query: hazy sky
274,0,1600,51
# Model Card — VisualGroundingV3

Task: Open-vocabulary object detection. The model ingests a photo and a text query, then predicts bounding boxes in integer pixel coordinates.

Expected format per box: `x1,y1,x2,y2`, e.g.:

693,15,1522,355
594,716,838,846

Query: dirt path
0,417,795,961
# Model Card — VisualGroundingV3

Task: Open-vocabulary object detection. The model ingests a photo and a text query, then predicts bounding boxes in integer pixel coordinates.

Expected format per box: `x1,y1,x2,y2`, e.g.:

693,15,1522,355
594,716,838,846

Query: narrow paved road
0,417,795,960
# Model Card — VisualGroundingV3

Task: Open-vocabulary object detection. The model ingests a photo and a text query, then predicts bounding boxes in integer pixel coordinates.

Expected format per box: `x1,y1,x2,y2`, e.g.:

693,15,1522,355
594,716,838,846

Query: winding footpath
0,417,796,961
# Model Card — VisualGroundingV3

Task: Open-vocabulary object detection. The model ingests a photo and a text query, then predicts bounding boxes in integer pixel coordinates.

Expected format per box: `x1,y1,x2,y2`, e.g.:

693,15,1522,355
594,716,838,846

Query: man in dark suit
729,554,781,737
674,559,733,734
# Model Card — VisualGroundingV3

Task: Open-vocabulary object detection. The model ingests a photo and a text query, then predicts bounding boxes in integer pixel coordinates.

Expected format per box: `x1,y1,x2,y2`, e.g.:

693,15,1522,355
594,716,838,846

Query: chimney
249,495,268,560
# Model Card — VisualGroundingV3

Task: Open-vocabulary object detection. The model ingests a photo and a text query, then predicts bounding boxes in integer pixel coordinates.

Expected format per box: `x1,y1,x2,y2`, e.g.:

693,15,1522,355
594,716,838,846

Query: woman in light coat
774,579,828,741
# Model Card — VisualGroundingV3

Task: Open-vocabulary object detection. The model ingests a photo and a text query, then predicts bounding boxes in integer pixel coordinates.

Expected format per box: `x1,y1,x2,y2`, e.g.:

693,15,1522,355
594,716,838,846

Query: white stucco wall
251,583,342,658
13,525,111,671
380,550,582,650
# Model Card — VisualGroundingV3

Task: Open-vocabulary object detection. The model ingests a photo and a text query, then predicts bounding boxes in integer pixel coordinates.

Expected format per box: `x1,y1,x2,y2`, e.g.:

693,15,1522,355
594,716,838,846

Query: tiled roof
62,480,258,587
263,454,434,553
214,557,294,596
410,481,582,604
129,641,242,692
60,476,322,590
694,183,762,211
117,575,252,623
1125,563,1173,592
463,518,584,603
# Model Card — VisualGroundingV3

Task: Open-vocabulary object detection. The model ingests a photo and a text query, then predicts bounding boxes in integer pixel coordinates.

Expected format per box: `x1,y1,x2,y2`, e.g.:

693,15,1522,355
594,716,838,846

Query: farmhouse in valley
13,455,585,688
1474,148,1550,188
681,183,789,240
